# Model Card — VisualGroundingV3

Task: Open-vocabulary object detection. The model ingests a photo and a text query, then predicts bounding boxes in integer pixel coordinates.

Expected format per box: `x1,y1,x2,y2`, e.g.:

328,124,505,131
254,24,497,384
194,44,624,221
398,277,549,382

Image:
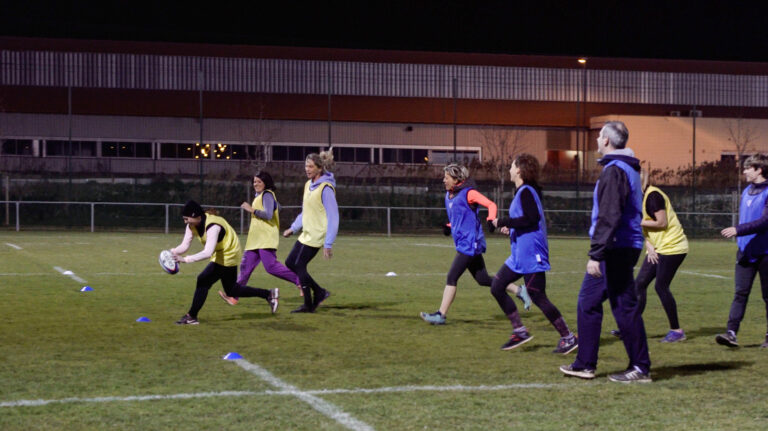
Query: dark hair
255,171,276,191
743,154,768,176
513,153,542,195
306,149,335,172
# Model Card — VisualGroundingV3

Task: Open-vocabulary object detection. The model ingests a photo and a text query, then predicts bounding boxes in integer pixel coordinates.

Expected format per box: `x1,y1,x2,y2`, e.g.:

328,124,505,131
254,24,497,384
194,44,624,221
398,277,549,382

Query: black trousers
286,241,325,308
490,265,563,326
634,253,686,329
188,262,271,318
727,254,768,334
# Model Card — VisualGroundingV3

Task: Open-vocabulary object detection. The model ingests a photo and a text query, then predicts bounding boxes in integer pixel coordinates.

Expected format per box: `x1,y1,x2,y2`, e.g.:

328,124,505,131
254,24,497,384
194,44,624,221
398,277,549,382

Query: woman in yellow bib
217,171,301,306
283,150,339,313
612,170,688,342
170,200,278,325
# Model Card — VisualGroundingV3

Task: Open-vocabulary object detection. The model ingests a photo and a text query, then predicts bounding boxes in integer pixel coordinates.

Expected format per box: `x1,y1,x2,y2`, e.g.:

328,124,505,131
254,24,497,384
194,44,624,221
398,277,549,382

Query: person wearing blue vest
420,163,497,325
490,154,577,353
717,154,768,349
560,121,651,383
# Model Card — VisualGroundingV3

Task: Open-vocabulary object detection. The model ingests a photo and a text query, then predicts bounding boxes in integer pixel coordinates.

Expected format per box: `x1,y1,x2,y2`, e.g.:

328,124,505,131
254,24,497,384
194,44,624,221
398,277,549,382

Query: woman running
283,150,339,313
171,200,278,325
420,163,497,325
491,154,577,353
218,171,301,306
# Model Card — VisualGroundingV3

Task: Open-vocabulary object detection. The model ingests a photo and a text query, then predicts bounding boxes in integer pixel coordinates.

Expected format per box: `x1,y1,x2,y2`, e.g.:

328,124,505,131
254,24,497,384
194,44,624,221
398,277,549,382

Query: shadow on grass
651,360,753,381
682,326,726,340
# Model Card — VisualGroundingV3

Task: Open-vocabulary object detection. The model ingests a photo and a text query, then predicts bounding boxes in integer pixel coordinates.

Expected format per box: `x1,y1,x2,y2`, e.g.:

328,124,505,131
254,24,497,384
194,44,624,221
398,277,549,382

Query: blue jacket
505,184,550,273
446,184,486,256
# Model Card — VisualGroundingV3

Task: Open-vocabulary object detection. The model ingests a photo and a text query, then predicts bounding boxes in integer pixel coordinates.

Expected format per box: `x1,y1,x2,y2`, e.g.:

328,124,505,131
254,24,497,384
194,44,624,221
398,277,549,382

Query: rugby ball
158,250,179,275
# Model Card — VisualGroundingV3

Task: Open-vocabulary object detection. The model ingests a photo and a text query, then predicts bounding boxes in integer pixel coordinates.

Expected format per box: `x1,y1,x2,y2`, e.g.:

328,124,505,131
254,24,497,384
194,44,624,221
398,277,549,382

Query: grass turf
1,232,767,430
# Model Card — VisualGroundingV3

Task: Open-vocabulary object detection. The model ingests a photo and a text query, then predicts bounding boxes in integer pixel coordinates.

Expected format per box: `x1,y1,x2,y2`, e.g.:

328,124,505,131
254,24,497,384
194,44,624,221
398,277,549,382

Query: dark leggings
634,253,686,329
490,264,564,327
727,254,768,334
285,241,325,308
446,252,492,287
188,262,271,318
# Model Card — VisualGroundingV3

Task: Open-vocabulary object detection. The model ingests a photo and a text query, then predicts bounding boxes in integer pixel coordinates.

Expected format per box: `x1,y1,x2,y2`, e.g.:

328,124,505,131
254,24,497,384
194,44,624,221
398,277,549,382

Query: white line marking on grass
680,270,729,280
0,382,568,409
5,242,22,250
413,243,454,248
234,359,375,431
53,266,87,284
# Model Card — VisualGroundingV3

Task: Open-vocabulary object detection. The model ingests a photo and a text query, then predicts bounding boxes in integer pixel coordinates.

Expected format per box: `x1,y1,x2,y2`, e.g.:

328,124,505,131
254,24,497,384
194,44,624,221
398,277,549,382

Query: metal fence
0,201,737,238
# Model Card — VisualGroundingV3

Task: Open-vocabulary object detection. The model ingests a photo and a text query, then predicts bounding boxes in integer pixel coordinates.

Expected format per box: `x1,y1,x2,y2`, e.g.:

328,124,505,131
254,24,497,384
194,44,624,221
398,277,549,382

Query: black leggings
286,241,324,308
490,265,563,325
634,253,686,329
446,252,492,287
189,262,271,318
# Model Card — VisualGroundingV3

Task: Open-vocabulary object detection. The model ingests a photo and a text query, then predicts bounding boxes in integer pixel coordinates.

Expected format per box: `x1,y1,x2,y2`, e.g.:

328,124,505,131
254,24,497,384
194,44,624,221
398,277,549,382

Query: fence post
15,201,20,232
90,203,95,232
240,208,245,235
165,204,169,234
387,207,391,237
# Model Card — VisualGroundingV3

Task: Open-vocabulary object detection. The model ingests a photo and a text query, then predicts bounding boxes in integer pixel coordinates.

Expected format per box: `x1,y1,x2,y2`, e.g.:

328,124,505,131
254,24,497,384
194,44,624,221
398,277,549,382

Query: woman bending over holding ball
218,171,301,306
171,200,278,325
283,150,339,313
490,154,577,353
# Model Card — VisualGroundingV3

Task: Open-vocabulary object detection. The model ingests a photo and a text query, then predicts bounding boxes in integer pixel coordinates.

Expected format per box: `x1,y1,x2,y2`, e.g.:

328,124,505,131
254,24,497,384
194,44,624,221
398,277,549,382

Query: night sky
2,1,767,62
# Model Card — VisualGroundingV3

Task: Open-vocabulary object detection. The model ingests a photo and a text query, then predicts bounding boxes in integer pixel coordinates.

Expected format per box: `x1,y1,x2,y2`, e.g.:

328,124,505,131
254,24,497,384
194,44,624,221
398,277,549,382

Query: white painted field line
0,382,567,409
235,358,375,431
413,243,454,248
680,270,729,280
5,242,22,250
53,266,87,284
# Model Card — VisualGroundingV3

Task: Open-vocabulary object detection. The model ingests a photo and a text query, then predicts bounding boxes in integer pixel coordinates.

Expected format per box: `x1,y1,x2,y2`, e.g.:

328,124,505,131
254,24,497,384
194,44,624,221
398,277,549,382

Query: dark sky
2,1,767,62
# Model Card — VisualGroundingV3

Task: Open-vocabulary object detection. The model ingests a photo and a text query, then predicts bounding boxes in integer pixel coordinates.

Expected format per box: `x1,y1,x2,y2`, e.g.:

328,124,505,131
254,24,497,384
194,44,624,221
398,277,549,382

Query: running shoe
175,313,199,325
715,330,738,347
761,334,768,348
218,290,239,306
609,329,622,339
420,311,446,325
291,304,313,313
608,368,652,383
267,288,279,313
313,288,331,310
559,364,595,379
660,330,686,343
501,330,533,350
517,283,532,311
552,335,578,354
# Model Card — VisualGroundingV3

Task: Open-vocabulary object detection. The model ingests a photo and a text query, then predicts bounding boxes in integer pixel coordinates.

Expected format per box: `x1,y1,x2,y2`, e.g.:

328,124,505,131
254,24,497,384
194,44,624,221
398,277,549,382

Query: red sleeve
467,190,498,220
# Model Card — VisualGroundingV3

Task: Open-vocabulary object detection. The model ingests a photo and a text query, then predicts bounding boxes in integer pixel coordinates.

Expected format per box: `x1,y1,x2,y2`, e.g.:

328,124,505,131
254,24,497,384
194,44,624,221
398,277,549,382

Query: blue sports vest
589,159,644,249
737,184,768,261
446,187,486,256
505,185,550,273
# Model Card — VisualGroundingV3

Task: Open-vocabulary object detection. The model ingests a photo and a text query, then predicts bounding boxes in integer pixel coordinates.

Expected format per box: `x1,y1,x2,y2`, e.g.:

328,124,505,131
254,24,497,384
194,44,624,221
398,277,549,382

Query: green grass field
1,232,767,430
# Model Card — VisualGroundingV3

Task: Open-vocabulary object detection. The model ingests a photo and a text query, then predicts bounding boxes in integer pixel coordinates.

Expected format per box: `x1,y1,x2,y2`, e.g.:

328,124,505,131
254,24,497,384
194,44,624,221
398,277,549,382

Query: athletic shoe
517,283,532,311
610,329,622,339
267,288,279,314
501,331,533,350
218,290,239,306
608,368,652,383
660,330,686,343
761,334,768,348
559,364,595,379
420,311,446,325
313,289,331,310
715,330,739,347
291,305,313,313
175,314,199,325
552,335,578,354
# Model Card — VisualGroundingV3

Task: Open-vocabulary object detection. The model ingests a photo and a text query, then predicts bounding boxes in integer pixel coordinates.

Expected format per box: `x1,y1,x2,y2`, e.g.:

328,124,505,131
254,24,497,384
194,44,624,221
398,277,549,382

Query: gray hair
601,121,629,149
444,163,469,182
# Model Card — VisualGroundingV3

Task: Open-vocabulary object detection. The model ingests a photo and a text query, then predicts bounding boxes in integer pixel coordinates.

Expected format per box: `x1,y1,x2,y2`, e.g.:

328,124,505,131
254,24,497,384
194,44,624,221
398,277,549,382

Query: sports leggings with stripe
188,262,271,318
491,265,568,335
285,240,324,308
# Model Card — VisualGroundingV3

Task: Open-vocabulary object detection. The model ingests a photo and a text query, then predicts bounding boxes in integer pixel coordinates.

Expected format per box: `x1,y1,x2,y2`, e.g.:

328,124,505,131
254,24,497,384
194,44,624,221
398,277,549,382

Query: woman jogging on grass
283,149,339,313
218,171,301,306
171,200,278,325
420,163,497,325
490,154,577,353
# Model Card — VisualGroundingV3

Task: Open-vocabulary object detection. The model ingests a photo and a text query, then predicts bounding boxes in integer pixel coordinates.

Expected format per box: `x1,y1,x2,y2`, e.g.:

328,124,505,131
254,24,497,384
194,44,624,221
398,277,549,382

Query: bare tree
724,117,760,195
238,101,280,170
476,126,530,210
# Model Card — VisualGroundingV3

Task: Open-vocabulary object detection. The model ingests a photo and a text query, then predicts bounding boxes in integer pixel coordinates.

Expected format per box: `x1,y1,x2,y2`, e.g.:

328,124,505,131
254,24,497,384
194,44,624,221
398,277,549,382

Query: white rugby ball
158,250,179,275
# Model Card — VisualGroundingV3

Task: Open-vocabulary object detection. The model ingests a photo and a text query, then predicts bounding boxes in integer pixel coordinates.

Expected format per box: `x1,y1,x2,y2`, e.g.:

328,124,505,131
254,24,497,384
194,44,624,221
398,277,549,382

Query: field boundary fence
0,201,737,238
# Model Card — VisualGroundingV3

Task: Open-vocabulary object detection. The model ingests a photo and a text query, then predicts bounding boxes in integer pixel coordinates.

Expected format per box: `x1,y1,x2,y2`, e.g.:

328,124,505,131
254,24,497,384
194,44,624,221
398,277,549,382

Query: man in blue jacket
560,121,652,383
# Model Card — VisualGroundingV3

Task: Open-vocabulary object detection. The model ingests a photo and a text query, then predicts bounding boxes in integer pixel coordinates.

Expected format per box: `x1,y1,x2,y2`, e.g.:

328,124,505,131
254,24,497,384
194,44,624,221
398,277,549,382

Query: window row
1,139,480,164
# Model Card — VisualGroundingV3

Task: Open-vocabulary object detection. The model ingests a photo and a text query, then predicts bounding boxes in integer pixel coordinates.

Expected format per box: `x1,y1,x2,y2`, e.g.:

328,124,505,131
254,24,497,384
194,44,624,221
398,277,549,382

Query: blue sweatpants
571,247,651,374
